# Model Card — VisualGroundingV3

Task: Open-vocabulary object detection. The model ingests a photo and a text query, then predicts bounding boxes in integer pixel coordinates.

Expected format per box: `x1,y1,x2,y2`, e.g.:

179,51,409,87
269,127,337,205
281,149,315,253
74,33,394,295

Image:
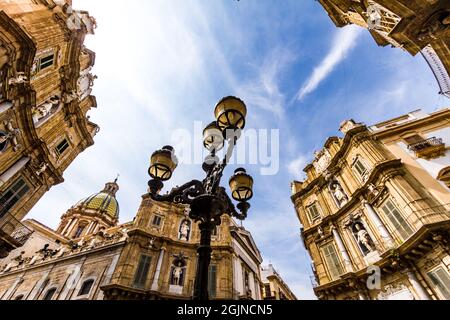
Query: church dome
75,179,120,219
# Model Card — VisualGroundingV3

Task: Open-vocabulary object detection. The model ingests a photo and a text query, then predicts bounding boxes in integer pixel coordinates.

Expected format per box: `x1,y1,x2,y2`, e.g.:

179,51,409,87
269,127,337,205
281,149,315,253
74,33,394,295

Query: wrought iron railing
0,211,33,246
407,137,444,152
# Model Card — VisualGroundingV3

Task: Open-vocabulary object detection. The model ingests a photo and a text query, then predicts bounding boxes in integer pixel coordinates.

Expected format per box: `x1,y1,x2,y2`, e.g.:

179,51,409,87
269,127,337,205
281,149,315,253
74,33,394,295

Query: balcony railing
407,137,445,159
382,203,450,247
0,212,33,247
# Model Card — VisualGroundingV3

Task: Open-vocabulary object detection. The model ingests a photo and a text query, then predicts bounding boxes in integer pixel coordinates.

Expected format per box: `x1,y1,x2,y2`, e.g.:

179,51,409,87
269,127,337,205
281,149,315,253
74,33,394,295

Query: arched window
73,222,87,239
78,279,94,296
42,288,57,300
14,294,24,300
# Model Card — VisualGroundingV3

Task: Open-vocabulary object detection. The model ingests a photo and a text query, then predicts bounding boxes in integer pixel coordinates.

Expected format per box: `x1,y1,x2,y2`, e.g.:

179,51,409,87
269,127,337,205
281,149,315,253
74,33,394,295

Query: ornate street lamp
147,96,253,300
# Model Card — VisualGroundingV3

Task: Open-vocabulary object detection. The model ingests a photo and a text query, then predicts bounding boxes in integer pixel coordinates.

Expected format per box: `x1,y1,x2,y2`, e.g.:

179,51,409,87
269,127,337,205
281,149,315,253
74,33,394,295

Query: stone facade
261,264,297,300
291,108,450,300
0,0,98,258
0,180,264,300
317,0,450,98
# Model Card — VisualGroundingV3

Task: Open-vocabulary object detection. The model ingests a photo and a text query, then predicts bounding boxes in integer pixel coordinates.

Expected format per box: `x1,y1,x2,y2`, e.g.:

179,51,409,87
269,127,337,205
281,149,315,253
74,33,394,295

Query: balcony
407,137,446,159
0,212,33,258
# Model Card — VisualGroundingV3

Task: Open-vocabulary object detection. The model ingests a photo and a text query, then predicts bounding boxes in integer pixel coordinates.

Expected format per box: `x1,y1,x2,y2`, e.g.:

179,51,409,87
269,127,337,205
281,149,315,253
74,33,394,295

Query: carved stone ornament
1,119,22,151
377,283,414,300
314,149,332,174
8,72,28,85
416,10,450,41
339,119,362,135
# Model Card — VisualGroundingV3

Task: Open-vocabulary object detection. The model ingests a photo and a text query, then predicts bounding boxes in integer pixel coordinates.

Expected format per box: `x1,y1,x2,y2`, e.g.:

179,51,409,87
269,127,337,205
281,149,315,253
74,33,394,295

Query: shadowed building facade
0,179,266,300
292,108,450,300
260,264,297,300
317,0,450,98
0,0,98,258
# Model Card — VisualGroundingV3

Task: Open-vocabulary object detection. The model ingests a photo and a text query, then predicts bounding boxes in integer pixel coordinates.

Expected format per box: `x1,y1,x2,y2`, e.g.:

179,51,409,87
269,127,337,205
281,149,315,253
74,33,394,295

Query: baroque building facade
0,179,266,300
317,0,450,98
260,264,297,300
291,107,450,300
0,1,98,258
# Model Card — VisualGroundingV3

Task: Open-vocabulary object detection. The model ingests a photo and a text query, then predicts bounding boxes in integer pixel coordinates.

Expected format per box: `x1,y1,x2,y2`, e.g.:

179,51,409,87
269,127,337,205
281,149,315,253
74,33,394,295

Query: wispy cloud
288,154,310,180
239,48,295,118
296,26,362,101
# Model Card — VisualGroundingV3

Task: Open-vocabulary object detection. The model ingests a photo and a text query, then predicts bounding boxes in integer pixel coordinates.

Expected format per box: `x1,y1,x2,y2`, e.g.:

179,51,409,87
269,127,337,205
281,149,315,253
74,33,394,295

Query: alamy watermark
170,121,280,176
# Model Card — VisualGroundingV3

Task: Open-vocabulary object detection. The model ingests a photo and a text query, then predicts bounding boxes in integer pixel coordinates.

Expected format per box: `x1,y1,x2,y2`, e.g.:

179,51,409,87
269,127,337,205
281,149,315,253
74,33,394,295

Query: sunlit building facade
0,0,98,258
292,108,450,300
261,264,297,300
0,179,265,300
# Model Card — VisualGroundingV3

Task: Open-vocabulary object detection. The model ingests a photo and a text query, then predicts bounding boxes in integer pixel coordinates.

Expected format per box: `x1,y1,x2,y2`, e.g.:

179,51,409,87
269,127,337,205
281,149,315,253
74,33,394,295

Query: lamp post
147,96,253,300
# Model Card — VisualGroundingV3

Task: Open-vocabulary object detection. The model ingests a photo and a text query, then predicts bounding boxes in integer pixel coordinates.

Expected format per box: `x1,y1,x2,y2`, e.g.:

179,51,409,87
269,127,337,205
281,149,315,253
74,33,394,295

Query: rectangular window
208,265,217,298
133,255,151,289
152,215,162,227
264,284,271,297
0,178,30,219
353,158,367,177
380,199,414,241
404,134,424,145
428,267,450,300
55,138,70,156
306,203,321,224
322,243,344,280
39,54,54,70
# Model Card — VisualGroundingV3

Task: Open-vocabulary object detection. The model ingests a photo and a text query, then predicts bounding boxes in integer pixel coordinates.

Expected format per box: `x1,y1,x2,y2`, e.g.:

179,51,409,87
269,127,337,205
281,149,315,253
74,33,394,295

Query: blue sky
28,0,448,299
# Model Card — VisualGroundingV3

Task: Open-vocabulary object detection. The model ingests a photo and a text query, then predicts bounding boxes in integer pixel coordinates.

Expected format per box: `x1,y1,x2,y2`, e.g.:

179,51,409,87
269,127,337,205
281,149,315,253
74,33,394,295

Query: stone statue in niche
330,180,349,208
179,220,191,241
317,227,325,239
32,96,60,124
171,261,185,286
353,222,376,255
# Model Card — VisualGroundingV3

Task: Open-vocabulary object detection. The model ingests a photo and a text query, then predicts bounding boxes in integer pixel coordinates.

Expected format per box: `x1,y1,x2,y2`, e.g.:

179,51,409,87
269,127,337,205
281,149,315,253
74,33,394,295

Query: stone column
63,218,78,238
84,221,95,235
406,269,431,300
151,247,166,291
331,226,354,273
362,200,394,248
248,272,256,299
61,218,74,235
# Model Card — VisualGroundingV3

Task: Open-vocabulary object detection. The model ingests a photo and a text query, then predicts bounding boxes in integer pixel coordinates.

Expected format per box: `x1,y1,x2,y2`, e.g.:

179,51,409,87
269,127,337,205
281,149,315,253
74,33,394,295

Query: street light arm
149,179,205,205
218,187,249,221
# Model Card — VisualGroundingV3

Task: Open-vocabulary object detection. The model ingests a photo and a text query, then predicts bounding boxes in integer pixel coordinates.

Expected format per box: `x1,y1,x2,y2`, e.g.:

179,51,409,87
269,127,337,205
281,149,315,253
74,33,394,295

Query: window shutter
133,255,151,288
208,265,217,298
